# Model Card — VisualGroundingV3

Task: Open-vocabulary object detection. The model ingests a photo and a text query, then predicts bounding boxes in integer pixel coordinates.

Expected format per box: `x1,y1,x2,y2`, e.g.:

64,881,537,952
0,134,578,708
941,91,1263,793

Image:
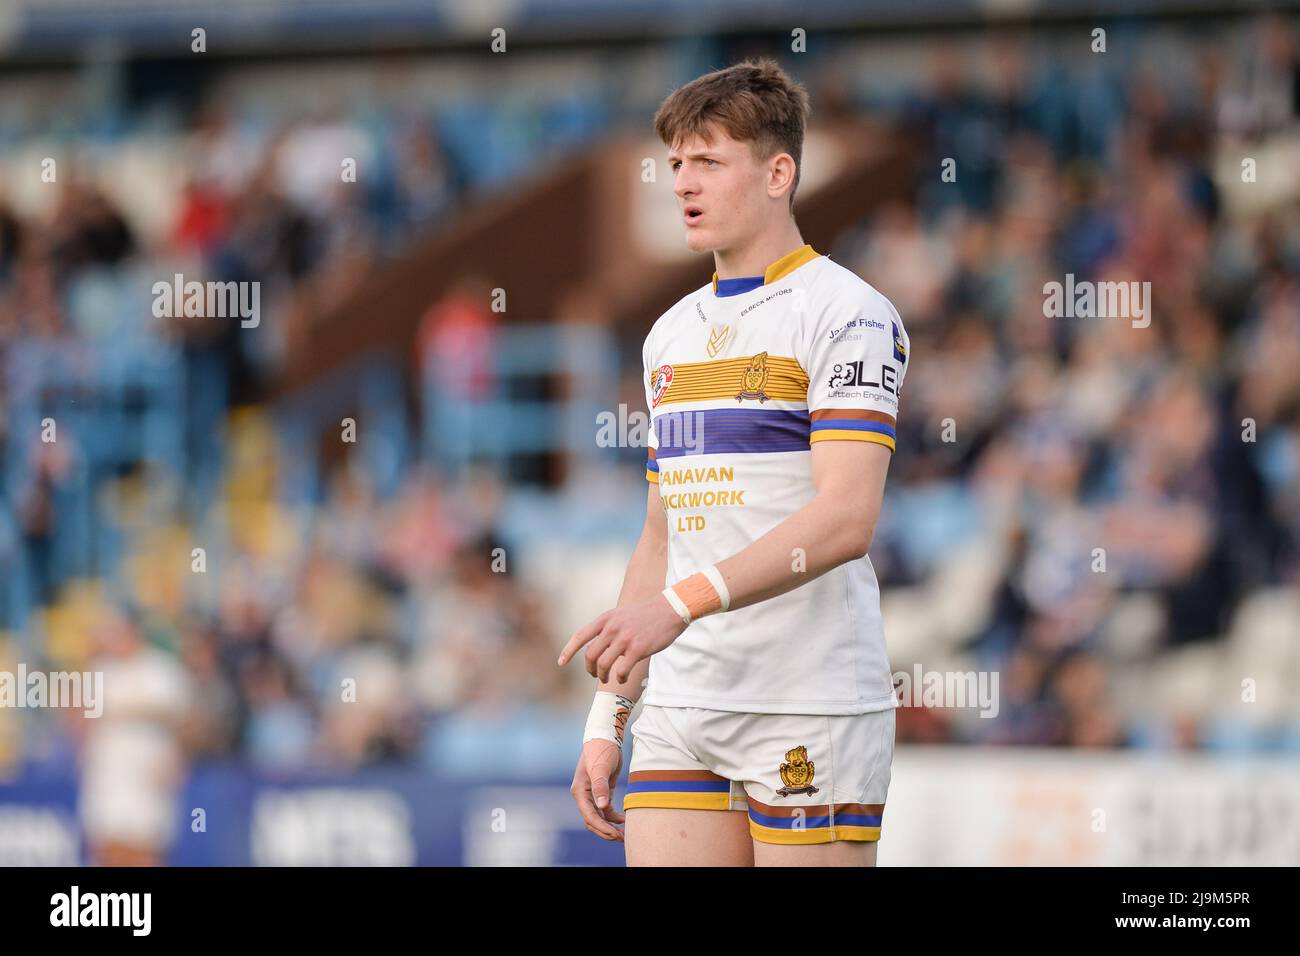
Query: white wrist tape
583,690,636,746
701,564,731,611
661,587,692,625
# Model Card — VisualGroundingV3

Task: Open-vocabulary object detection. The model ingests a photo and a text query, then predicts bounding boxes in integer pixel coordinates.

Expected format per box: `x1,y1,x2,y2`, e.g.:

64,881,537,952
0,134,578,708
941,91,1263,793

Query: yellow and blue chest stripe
644,352,896,480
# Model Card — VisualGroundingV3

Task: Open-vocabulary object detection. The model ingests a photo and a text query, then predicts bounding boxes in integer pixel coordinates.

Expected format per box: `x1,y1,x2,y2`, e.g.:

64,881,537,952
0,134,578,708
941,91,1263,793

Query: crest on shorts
776,744,819,797
735,351,771,403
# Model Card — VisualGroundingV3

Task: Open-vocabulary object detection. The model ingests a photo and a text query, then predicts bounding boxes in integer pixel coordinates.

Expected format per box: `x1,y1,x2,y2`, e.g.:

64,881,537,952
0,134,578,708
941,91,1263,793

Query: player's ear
768,152,796,200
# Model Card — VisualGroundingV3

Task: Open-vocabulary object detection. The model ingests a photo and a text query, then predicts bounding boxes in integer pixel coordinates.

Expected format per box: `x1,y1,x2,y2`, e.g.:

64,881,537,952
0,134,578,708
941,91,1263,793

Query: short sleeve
801,287,909,453
642,330,660,483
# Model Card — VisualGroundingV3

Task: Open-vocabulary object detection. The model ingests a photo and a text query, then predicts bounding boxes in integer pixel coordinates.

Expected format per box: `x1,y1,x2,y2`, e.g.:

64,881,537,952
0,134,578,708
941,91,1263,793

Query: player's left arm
713,438,890,609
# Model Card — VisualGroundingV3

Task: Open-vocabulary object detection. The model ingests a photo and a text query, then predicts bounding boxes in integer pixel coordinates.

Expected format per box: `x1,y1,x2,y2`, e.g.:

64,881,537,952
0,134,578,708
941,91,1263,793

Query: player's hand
556,595,687,682
570,738,625,841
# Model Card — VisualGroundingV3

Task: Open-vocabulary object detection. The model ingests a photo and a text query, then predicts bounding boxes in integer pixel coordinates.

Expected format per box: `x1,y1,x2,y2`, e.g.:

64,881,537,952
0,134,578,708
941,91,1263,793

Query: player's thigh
624,705,754,866
752,836,877,867
625,807,753,867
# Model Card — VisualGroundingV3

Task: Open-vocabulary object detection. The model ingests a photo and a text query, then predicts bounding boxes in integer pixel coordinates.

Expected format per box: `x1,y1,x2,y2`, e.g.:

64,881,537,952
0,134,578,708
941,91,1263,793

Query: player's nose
673,168,699,200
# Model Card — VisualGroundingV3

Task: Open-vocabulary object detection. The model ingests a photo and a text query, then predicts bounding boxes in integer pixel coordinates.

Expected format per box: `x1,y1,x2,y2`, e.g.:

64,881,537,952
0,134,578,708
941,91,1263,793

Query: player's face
668,126,771,255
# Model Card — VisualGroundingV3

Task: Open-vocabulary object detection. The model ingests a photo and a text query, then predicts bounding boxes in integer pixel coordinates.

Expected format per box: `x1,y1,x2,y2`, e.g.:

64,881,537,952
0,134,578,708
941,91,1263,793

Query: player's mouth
684,205,704,226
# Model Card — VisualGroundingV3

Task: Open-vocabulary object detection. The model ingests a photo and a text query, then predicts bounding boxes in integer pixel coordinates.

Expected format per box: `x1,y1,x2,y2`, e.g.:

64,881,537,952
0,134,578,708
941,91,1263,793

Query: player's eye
702,158,717,167
670,161,682,171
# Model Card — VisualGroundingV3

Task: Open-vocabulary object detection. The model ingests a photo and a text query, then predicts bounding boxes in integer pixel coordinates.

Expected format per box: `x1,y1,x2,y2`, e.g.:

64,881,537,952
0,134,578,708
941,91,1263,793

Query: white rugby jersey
641,244,910,715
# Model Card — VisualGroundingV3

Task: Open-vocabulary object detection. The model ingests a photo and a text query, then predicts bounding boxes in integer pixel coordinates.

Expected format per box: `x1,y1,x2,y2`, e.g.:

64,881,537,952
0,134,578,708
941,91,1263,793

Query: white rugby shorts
624,703,895,844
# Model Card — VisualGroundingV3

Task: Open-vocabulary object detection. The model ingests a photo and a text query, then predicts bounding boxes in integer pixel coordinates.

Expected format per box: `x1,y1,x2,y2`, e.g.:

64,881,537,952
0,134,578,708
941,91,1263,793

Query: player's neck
713,219,805,281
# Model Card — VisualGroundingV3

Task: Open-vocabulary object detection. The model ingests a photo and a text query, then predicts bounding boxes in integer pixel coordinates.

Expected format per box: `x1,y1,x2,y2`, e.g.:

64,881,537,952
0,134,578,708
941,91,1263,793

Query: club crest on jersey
706,324,732,358
776,745,819,797
735,351,771,403
650,364,674,407
893,321,907,364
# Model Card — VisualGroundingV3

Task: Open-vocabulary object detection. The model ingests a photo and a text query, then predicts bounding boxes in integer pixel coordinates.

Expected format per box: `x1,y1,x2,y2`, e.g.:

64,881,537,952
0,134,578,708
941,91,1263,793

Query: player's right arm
569,334,669,841
603,481,667,696
569,483,667,841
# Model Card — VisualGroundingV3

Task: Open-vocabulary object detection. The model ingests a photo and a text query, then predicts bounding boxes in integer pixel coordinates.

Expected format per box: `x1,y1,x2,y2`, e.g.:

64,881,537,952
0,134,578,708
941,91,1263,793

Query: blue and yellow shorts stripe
745,797,885,845
623,774,886,844
623,770,734,811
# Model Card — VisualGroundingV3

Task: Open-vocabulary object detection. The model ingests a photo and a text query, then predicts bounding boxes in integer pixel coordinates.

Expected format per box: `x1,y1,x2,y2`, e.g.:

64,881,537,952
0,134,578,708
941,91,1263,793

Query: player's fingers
585,807,623,840
585,821,623,842
557,611,613,667
605,637,649,685
573,778,622,839
599,762,627,823
601,802,626,825
593,639,628,683
585,741,624,812
612,649,644,686
582,629,616,679
592,775,626,827
596,786,626,835
590,771,613,810
577,745,625,834
579,794,621,839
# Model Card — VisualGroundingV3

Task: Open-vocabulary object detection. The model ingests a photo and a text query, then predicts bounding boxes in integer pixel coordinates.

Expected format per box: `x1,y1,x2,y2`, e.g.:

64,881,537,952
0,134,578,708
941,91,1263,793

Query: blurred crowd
0,85,600,860
1,14,1299,864
849,18,1300,749
0,104,464,393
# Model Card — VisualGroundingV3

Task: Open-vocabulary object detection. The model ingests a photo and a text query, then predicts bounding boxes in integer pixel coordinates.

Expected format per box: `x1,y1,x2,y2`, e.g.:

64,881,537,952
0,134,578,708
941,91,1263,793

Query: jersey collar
711,243,821,296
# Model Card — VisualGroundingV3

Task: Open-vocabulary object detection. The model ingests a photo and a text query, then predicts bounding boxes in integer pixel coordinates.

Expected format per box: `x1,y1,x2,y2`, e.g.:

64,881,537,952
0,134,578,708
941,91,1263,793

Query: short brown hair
654,58,811,212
